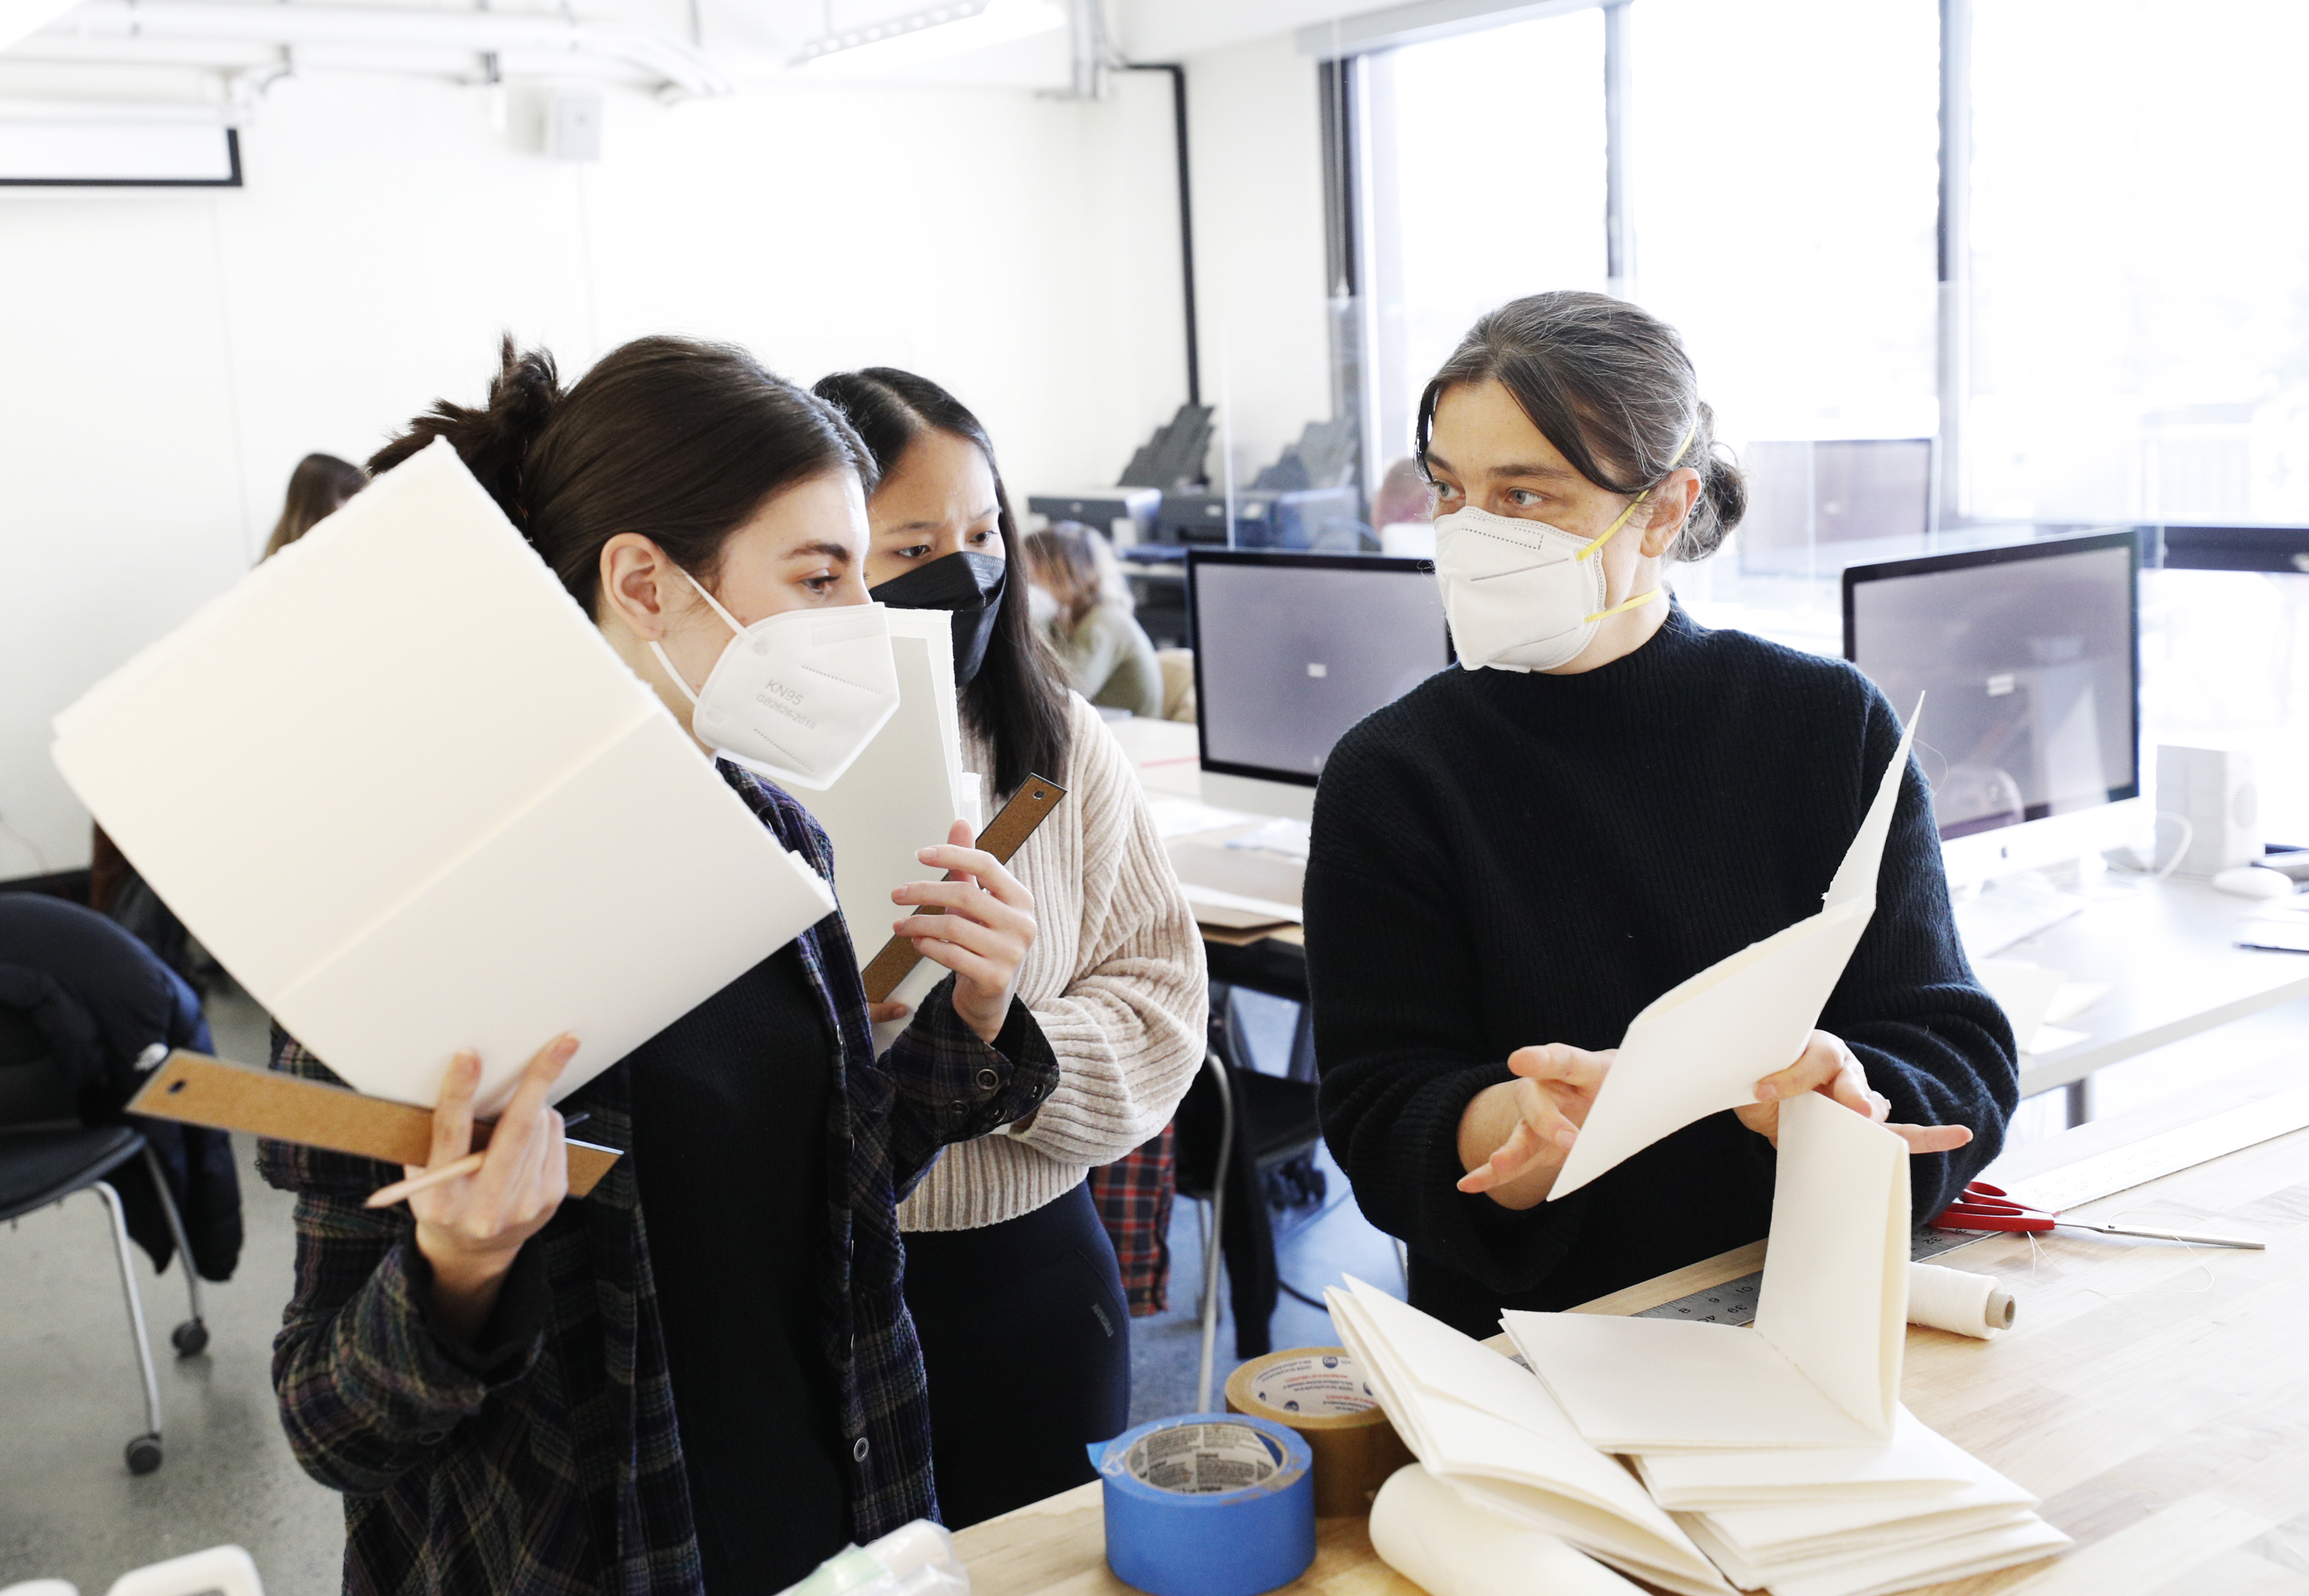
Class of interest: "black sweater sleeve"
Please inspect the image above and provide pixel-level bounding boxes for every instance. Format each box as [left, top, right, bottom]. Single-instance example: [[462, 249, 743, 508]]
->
[[1823, 690, 2018, 1221], [1305, 734, 1597, 1293]]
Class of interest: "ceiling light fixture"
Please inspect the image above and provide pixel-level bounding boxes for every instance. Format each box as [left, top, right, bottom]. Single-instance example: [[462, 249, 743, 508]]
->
[[794, 0, 1065, 75]]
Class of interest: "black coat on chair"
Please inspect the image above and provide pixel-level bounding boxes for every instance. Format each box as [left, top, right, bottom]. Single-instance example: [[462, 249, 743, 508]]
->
[[0, 894, 241, 1281]]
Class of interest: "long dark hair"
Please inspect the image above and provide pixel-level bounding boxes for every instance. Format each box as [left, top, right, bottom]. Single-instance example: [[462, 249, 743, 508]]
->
[[812, 367, 1071, 798], [262, 452, 367, 559], [1416, 291, 1746, 561], [371, 335, 874, 614]]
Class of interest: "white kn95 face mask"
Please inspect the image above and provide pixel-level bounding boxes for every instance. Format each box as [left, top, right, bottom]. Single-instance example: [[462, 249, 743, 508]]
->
[[1431, 422, 1695, 673], [648, 570, 901, 792]]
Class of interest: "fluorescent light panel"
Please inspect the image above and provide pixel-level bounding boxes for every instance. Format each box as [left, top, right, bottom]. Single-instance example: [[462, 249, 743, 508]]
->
[[796, 0, 1064, 73]]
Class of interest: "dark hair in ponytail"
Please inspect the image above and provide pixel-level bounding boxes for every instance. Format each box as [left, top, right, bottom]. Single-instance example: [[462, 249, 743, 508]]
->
[[812, 367, 1071, 799], [262, 452, 369, 559], [1416, 291, 1746, 561], [371, 334, 875, 614]]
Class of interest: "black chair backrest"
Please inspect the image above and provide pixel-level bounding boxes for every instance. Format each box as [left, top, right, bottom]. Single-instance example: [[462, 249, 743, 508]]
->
[[0, 1006, 78, 1130]]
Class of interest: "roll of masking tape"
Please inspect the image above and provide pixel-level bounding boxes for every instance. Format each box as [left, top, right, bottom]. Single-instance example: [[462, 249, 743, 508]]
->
[[1907, 1262, 2017, 1339], [1088, 1414, 1316, 1596], [1225, 1348, 1415, 1517]]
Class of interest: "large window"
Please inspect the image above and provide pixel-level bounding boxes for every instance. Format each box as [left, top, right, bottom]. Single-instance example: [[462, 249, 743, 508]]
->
[[1964, 0, 2309, 523], [1357, 8, 1606, 481], [1352, 0, 1937, 482]]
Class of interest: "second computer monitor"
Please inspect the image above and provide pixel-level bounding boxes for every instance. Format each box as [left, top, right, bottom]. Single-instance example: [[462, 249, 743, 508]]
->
[[1189, 550, 1452, 819], [1843, 530, 2141, 884]]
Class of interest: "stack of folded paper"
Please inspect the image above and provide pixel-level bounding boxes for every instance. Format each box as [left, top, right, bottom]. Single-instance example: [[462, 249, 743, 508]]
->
[[1634, 1411, 2067, 1596], [1329, 1096, 2070, 1596]]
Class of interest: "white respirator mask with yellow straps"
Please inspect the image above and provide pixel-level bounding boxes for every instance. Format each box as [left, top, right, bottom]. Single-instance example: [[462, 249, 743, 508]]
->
[[1431, 420, 1695, 673]]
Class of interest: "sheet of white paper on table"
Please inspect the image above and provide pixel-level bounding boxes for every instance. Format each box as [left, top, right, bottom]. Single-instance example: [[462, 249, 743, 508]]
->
[[1327, 1278, 1733, 1596], [1549, 701, 1921, 1198], [50, 438, 835, 1115], [1632, 1407, 1975, 1509], [1508, 1093, 1909, 1452], [1706, 1513, 2069, 1596], [1368, 1463, 1645, 1596], [1144, 795, 1255, 839]]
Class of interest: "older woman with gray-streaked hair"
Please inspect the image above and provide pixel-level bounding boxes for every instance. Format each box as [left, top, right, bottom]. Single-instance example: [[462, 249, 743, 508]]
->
[[1303, 290, 2015, 1339]]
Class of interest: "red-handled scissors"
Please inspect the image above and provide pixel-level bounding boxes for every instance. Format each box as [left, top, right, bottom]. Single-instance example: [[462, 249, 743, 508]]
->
[[1932, 1180, 2264, 1250]]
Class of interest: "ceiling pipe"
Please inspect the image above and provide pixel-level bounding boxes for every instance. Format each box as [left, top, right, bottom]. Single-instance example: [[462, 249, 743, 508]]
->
[[36, 0, 735, 99]]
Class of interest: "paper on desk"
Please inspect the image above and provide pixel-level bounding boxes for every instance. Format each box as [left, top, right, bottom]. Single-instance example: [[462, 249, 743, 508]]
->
[[50, 438, 836, 1115], [1146, 794, 1256, 840], [1368, 1463, 1645, 1596], [1327, 1277, 1733, 1596], [1508, 1093, 1909, 1452], [1549, 700, 1920, 1198], [1693, 1512, 2068, 1596], [1632, 1407, 1974, 1510]]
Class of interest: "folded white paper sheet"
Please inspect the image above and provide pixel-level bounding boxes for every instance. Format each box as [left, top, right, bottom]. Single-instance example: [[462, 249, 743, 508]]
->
[[796, 613, 970, 962], [51, 438, 836, 1115], [1551, 701, 1921, 1198], [1508, 1093, 1910, 1450], [1700, 1511, 2069, 1596], [1632, 1407, 1974, 1510], [1326, 1278, 1733, 1596], [1368, 1463, 1645, 1596]]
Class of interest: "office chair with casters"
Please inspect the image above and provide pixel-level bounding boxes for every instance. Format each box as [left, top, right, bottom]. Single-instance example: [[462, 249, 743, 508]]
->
[[0, 1020, 209, 1474]]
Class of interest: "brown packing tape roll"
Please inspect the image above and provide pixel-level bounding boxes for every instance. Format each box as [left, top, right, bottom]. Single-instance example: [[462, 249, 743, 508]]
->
[[1225, 1348, 1414, 1518]]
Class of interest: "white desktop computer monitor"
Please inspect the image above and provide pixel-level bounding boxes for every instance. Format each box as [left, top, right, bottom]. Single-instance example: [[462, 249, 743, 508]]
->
[[1188, 549, 1453, 820], [1843, 531, 2142, 890]]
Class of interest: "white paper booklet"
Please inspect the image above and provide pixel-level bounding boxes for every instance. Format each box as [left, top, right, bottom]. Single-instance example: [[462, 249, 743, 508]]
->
[[1632, 1407, 1975, 1510], [50, 438, 836, 1115], [1325, 1277, 1734, 1596], [1550, 700, 1921, 1198], [1368, 1462, 1645, 1596], [791, 608, 983, 1042], [1508, 1092, 1911, 1451]]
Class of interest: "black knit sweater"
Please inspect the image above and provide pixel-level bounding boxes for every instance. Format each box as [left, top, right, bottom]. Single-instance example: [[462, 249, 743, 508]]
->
[[1304, 604, 2016, 1337]]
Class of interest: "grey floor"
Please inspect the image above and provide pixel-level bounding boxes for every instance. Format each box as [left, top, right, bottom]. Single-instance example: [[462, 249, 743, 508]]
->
[[5, 981, 2304, 1591]]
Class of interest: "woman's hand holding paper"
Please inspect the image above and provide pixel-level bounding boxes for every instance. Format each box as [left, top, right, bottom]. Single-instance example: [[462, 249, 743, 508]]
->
[[408, 1034, 577, 1343], [892, 819, 1037, 1046], [1456, 1043, 1614, 1208], [1739, 1029, 1974, 1155]]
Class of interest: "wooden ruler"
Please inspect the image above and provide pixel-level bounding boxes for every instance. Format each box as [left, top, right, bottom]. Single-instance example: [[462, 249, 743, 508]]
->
[[125, 1050, 623, 1198], [859, 774, 1067, 1003]]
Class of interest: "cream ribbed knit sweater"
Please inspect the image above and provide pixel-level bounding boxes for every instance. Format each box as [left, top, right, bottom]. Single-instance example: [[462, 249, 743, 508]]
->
[[896, 694, 1207, 1232]]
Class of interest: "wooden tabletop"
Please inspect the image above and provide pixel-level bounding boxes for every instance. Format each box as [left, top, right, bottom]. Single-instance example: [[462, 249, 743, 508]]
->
[[951, 1077, 2309, 1596]]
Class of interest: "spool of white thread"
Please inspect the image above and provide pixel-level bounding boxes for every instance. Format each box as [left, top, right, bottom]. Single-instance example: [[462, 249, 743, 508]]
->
[[1906, 1262, 2016, 1338]]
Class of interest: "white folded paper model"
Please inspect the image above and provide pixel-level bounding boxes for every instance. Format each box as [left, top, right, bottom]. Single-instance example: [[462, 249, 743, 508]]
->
[[791, 608, 983, 1044], [1509, 1092, 1911, 1451], [51, 438, 838, 1115], [1549, 699, 1922, 1198], [1325, 1276, 1735, 1596]]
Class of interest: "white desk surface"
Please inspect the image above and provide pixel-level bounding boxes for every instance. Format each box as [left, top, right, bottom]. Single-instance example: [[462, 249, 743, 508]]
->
[[1108, 713, 2309, 1105], [2000, 879, 2309, 1098]]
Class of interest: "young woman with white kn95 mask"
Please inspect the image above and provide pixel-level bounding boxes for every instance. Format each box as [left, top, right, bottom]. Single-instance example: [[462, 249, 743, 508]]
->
[[1303, 291, 2016, 1341]]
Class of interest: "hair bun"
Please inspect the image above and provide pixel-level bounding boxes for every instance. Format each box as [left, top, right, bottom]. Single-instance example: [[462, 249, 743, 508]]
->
[[367, 335, 564, 533]]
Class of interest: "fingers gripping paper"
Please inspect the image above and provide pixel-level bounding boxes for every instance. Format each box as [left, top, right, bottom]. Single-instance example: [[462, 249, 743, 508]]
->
[[1549, 699, 1923, 1198], [50, 438, 836, 1115]]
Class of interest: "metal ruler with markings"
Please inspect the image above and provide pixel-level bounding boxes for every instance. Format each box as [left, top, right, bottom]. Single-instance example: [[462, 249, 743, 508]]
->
[[1634, 1229, 1983, 1328]]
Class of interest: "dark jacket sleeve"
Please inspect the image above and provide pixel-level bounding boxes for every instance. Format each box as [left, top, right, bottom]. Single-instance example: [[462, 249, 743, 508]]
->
[[1305, 731, 1596, 1294], [873, 974, 1060, 1199], [1823, 690, 2019, 1222], [258, 1030, 548, 1494]]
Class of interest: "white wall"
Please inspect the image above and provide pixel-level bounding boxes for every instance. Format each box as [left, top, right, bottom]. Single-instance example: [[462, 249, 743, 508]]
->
[[0, 22, 1337, 880]]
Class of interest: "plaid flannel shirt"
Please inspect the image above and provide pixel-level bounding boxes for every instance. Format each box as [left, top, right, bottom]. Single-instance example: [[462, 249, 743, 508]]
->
[[1087, 1125, 1175, 1316], [259, 762, 1058, 1596]]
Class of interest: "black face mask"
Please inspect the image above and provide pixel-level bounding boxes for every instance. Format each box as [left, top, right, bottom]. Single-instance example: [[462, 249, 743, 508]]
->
[[868, 551, 1009, 688]]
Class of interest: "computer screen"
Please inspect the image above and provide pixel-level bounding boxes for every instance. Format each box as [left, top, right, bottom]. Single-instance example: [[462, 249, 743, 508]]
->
[[1843, 532, 2139, 841], [1741, 439, 1933, 571], [1189, 551, 1451, 786]]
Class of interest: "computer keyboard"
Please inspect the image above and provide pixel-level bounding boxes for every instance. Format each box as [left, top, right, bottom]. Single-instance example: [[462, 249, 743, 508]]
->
[[1949, 875, 2089, 960]]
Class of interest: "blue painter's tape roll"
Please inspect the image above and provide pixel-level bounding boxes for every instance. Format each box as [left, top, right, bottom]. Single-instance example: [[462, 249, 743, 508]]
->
[[1087, 1413, 1317, 1596]]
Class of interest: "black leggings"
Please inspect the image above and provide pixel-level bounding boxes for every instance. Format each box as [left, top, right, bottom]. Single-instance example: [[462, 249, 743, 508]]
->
[[902, 1182, 1132, 1529]]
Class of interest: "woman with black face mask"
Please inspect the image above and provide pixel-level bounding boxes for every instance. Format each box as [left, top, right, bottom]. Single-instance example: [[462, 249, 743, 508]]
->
[[814, 369, 1205, 1529]]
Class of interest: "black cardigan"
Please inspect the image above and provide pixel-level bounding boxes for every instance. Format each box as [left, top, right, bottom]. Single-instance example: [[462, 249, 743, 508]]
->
[[1303, 605, 2016, 1337]]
